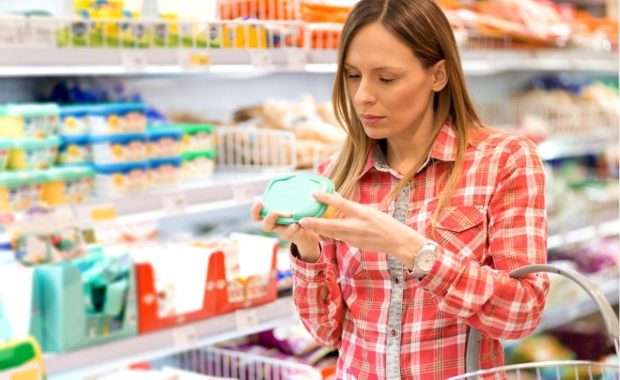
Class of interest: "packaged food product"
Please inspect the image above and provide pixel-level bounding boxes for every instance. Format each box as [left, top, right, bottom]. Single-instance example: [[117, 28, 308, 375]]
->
[[0, 103, 59, 138], [58, 134, 92, 165], [181, 150, 216, 179], [146, 128, 183, 158], [91, 133, 148, 164], [89, 103, 147, 135], [148, 157, 182, 187], [94, 162, 150, 195], [260, 174, 336, 224], [0, 171, 46, 211], [0, 139, 12, 171], [59, 105, 91, 135], [42, 166, 95, 206], [8, 137, 61, 170], [177, 124, 215, 152]]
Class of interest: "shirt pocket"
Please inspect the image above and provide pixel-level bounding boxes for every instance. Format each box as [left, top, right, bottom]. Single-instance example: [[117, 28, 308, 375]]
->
[[431, 205, 487, 260]]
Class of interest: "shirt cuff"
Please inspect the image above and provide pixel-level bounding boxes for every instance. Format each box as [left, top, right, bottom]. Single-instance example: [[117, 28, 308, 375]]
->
[[417, 246, 461, 296], [289, 243, 328, 283]]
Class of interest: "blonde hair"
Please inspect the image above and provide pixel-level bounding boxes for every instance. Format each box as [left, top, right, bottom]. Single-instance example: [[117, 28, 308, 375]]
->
[[329, 0, 483, 229]]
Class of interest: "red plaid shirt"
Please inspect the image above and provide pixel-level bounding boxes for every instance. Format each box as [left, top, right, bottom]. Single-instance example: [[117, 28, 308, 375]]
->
[[290, 123, 549, 380]]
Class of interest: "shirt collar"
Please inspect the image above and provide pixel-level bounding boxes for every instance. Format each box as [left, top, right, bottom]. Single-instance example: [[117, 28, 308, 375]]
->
[[358, 122, 463, 179]]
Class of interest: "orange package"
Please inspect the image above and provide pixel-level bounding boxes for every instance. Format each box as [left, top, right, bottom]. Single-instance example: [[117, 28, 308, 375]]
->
[[220, 0, 297, 20]]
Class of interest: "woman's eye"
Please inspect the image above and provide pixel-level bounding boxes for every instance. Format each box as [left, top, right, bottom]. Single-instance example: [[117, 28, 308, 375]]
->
[[380, 78, 395, 83], [346, 74, 361, 80]]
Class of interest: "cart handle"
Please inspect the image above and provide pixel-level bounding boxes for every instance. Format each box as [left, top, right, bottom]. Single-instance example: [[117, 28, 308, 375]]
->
[[465, 264, 620, 374]]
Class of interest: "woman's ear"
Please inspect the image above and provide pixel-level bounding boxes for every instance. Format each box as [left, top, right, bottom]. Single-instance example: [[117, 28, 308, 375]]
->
[[431, 60, 448, 92]]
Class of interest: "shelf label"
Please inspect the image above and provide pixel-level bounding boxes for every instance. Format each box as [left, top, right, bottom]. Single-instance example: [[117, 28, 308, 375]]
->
[[179, 51, 211, 69], [286, 50, 308, 71], [172, 325, 198, 350], [235, 309, 259, 331], [162, 193, 188, 215], [232, 184, 255, 203], [74, 204, 118, 224], [249, 50, 273, 70], [121, 51, 147, 72]]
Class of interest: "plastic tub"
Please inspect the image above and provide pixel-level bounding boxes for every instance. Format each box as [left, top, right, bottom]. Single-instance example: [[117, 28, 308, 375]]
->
[[0, 171, 46, 211], [176, 124, 215, 152], [147, 128, 183, 159], [58, 135, 92, 166], [59, 105, 91, 135], [8, 137, 61, 170], [149, 157, 182, 187], [89, 103, 148, 135], [181, 150, 216, 180], [42, 166, 95, 206], [94, 162, 149, 195], [0, 103, 59, 138], [91, 133, 148, 164], [0, 139, 12, 171], [260, 174, 336, 224]]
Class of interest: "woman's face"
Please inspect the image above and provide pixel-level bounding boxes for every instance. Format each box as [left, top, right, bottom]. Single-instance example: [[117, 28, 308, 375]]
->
[[344, 22, 442, 141]]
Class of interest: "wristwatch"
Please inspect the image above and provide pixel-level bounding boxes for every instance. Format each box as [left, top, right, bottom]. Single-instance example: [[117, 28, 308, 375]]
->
[[410, 240, 439, 279]]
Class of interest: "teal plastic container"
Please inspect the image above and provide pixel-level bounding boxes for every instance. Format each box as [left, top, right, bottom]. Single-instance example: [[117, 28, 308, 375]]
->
[[8, 136, 61, 170], [29, 246, 138, 352], [260, 174, 336, 224], [42, 166, 95, 205], [0, 103, 59, 138], [0, 139, 12, 171], [0, 171, 46, 211]]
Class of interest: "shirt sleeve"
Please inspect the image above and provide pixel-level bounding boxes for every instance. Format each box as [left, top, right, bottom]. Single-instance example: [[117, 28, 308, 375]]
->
[[417, 137, 550, 340], [290, 240, 345, 348]]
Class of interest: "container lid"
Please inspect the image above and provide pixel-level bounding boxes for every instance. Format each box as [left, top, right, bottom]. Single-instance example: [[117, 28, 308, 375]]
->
[[59, 104, 91, 117], [149, 157, 182, 168], [60, 134, 90, 145], [260, 174, 335, 224], [94, 161, 148, 175], [12, 136, 61, 149], [45, 166, 95, 181], [0, 171, 45, 187], [88, 102, 146, 115], [181, 150, 217, 161], [162, 123, 214, 135], [90, 133, 147, 144], [0, 340, 37, 371], [0, 103, 59, 117], [147, 128, 183, 140]]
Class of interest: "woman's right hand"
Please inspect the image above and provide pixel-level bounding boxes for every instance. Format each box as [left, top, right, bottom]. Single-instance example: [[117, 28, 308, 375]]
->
[[250, 201, 321, 262]]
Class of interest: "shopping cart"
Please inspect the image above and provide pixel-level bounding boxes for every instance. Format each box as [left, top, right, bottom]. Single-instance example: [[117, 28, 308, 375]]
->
[[449, 264, 620, 380]]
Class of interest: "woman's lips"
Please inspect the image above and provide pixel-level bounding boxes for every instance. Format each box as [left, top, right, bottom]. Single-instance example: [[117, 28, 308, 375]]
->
[[359, 115, 385, 126]]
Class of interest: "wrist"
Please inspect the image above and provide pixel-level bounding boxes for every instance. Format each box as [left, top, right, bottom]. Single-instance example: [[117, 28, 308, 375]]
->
[[390, 226, 426, 268], [292, 241, 321, 263]]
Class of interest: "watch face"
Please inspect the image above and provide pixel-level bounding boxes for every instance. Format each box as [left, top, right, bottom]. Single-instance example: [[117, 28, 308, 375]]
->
[[418, 247, 437, 271]]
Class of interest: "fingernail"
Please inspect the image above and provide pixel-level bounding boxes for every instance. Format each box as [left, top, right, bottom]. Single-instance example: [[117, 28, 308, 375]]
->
[[299, 218, 307, 226]]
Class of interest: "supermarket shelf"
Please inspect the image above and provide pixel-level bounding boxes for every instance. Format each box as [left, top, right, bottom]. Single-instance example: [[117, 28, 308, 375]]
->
[[70, 169, 292, 225], [534, 277, 619, 334], [548, 218, 619, 251], [46, 297, 299, 380], [537, 134, 618, 161], [0, 47, 616, 76]]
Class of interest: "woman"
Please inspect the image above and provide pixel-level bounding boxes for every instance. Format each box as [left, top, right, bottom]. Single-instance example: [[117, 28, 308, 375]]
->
[[251, 0, 549, 378]]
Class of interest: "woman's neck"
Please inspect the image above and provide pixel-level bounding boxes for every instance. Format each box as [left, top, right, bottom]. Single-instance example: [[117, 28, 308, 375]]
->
[[385, 118, 435, 175]]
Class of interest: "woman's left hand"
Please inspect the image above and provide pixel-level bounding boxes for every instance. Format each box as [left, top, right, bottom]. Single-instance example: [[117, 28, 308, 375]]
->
[[299, 192, 426, 259]]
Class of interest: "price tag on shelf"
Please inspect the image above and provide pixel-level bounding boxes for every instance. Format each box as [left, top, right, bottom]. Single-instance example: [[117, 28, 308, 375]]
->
[[286, 50, 308, 71], [179, 50, 211, 69], [249, 50, 273, 70], [172, 325, 198, 350], [232, 184, 255, 204], [235, 309, 259, 332], [121, 50, 147, 72], [162, 193, 188, 215], [74, 204, 118, 224]]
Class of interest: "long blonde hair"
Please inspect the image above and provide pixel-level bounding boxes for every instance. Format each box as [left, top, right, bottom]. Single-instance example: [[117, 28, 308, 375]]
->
[[329, 0, 483, 227]]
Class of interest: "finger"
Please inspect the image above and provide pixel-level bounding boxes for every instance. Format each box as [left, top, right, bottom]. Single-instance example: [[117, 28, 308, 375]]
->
[[250, 202, 264, 221], [299, 217, 347, 240], [261, 211, 293, 231], [279, 223, 304, 241], [312, 192, 360, 216]]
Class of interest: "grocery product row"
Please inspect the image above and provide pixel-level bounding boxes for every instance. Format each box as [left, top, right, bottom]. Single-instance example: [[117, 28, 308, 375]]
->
[[0, 0, 615, 52]]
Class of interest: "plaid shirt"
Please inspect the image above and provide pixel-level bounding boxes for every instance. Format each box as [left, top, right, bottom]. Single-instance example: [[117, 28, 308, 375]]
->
[[290, 123, 549, 380]]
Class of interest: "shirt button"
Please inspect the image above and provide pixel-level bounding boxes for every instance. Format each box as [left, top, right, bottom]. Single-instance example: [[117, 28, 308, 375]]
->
[[393, 277, 400, 285], [390, 329, 398, 337]]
